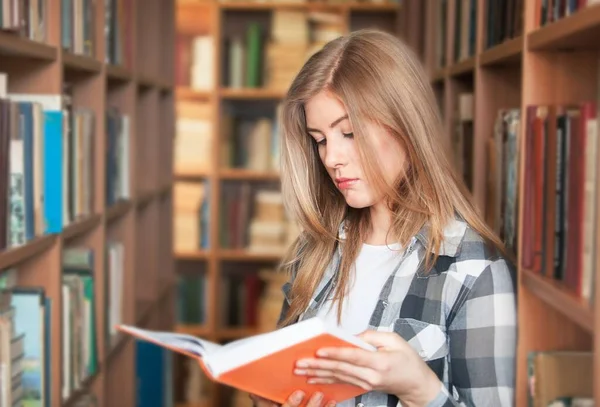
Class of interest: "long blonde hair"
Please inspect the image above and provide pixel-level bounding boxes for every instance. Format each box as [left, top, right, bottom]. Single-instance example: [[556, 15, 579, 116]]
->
[[278, 29, 504, 327]]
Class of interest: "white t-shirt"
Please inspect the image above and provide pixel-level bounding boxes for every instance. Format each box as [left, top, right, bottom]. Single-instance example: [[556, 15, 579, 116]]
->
[[315, 242, 404, 405]]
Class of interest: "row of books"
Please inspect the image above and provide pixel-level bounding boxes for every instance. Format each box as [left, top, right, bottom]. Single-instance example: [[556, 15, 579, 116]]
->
[[177, 269, 264, 328], [174, 98, 281, 177], [0, 0, 46, 42], [104, 0, 134, 67], [220, 11, 344, 90], [61, 0, 134, 66], [0, 241, 124, 406], [0, 72, 130, 252], [521, 102, 598, 302], [451, 92, 474, 192], [434, 0, 477, 69], [174, 180, 302, 254], [175, 100, 212, 177], [61, 0, 96, 57], [176, 35, 214, 91], [221, 105, 280, 173], [176, 268, 279, 329], [434, 0, 600, 69], [536, 0, 600, 29], [486, 107, 520, 255], [484, 0, 524, 50], [174, 181, 210, 251], [219, 184, 300, 253], [1, 0, 132, 68], [176, 9, 345, 91]]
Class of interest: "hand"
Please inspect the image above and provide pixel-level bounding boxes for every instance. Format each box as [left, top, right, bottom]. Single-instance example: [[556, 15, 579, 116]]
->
[[293, 330, 442, 407], [249, 390, 335, 407]]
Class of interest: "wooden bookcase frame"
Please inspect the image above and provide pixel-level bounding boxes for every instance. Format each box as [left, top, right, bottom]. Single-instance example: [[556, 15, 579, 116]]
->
[[0, 0, 176, 405], [422, 0, 600, 406]]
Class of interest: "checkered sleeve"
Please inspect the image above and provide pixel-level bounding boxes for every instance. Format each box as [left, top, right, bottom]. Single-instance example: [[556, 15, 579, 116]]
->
[[435, 257, 517, 407]]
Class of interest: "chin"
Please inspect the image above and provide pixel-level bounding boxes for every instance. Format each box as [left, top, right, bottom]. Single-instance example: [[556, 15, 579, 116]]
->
[[341, 191, 375, 209]]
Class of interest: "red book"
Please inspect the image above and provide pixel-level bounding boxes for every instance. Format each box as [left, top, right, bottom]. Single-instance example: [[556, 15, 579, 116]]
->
[[118, 318, 375, 406]]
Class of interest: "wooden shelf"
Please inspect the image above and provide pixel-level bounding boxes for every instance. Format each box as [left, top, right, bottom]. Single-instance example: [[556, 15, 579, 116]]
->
[[137, 73, 163, 89], [0, 31, 57, 60], [348, 2, 399, 11], [220, 87, 286, 99], [528, 4, 600, 51], [480, 36, 523, 67], [136, 189, 156, 208], [106, 64, 134, 82], [177, 86, 211, 100], [219, 168, 280, 181], [176, 170, 211, 180], [448, 56, 476, 77], [106, 200, 132, 222], [217, 250, 284, 262], [62, 51, 103, 73], [175, 250, 210, 260], [431, 67, 446, 83], [218, 1, 399, 11], [63, 214, 102, 241], [522, 270, 594, 334], [0, 235, 56, 270]]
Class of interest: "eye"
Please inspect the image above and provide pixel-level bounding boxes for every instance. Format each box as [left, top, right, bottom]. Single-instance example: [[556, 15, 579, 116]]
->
[[343, 132, 354, 138], [316, 139, 327, 146]]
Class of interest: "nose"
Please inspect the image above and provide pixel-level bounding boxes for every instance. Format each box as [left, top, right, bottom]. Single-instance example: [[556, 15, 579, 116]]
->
[[323, 138, 346, 169]]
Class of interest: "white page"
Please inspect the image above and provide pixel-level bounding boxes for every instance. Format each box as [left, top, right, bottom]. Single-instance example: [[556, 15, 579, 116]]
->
[[120, 325, 222, 358], [206, 317, 376, 377]]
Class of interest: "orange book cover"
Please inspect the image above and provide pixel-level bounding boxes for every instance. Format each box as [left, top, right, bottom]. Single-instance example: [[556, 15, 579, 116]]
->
[[117, 317, 376, 406]]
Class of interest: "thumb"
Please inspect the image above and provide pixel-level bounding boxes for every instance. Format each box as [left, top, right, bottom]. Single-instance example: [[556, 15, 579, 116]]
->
[[357, 330, 400, 348]]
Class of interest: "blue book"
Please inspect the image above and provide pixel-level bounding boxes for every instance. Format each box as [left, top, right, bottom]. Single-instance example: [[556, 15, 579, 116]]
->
[[43, 111, 63, 234], [135, 339, 167, 407], [11, 288, 48, 407]]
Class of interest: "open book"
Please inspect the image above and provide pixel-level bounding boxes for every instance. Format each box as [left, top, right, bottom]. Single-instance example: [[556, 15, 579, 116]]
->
[[117, 317, 376, 405]]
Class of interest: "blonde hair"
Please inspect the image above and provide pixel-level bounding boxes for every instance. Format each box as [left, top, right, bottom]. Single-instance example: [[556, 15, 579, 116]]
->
[[277, 29, 505, 327]]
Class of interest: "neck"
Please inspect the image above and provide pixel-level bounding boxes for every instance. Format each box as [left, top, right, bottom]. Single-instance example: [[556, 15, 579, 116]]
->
[[365, 201, 393, 245]]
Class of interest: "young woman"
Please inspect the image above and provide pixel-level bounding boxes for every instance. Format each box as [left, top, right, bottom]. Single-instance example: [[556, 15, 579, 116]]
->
[[250, 29, 517, 407]]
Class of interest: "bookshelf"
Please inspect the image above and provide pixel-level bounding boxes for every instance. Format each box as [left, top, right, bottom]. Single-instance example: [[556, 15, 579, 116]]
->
[[422, 0, 600, 405], [173, 0, 403, 406], [0, 0, 175, 406]]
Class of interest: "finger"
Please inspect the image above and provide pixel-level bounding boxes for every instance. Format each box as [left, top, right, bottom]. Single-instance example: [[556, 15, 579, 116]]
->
[[306, 391, 324, 407], [357, 330, 402, 348], [296, 358, 384, 390], [296, 359, 374, 380], [307, 372, 372, 391], [311, 348, 375, 368], [282, 390, 305, 407]]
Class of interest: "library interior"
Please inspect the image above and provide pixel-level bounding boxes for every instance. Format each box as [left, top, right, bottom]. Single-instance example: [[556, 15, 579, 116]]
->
[[0, 0, 600, 406]]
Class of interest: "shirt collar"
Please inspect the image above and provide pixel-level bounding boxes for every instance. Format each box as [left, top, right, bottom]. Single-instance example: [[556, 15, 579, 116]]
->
[[415, 216, 468, 257], [337, 216, 468, 258]]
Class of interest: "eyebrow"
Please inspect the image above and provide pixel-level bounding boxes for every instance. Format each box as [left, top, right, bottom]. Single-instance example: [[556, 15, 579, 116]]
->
[[306, 114, 349, 134]]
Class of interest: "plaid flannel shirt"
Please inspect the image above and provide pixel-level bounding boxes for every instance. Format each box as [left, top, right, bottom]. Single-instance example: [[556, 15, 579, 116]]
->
[[277, 217, 517, 407]]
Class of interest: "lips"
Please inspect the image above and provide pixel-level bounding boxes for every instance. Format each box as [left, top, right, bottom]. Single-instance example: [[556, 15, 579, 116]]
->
[[335, 177, 359, 190]]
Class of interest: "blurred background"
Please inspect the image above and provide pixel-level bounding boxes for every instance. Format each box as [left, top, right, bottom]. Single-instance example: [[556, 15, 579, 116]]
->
[[0, 0, 599, 406]]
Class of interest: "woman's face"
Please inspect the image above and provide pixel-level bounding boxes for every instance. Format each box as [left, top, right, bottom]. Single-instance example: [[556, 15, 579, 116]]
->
[[304, 89, 408, 209]]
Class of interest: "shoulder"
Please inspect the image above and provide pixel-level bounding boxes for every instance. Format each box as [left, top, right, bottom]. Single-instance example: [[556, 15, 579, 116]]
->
[[418, 218, 517, 316], [420, 217, 515, 277]]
